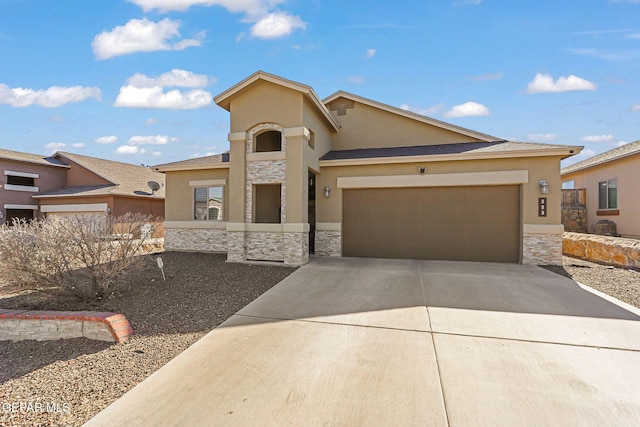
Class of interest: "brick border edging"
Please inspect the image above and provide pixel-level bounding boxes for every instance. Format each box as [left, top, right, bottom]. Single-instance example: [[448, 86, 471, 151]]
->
[[0, 309, 133, 343]]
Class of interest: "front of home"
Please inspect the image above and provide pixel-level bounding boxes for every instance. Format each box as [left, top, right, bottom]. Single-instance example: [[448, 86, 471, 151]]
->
[[156, 71, 581, 266]]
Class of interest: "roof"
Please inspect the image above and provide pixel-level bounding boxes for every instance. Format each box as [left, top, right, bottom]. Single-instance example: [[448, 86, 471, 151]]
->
[[37, 152, 165, 199], [320, 141, 582, 165], [214, 71, 340, 132], [561, 140, 640, 175], [0, 148, 69, 168], [153, 152, 230, 172], [323, 91, 500, 143]]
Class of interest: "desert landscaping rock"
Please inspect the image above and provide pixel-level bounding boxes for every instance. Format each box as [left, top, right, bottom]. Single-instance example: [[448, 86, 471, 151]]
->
[[0, 252, 295, 427], [1, 253, 638, 426]]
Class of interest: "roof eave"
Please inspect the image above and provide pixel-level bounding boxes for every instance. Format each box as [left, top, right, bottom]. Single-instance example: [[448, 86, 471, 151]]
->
[[562, 150, 640, 175], [153, 163, 230, 173], [320, 147, 580, 167], [323, 91, 500, 143], [214, 71, 340, 132]]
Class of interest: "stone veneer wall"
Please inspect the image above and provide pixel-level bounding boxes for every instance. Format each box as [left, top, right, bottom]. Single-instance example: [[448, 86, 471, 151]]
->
[[165, 228, 228, 252], [246, 232, 285, 262], [0, 310, 132, 343], [522, 233, 563, 265], [315, 230, 341, 257], [563, 232, 640, 268], [245, 160, 287, 223], [284, 232, 309, 265]]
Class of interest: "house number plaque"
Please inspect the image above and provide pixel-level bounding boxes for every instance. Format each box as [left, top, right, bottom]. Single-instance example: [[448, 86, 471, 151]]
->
[[538, 197, 547, 217]]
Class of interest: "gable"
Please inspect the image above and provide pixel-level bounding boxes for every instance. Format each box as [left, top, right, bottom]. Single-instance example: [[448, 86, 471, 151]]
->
[[325, 94, 499, 152]]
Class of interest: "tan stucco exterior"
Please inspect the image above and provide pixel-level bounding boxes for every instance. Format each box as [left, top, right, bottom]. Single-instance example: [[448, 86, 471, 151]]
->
[[158, 71, 579, 265], [562, 154, 640, 238]]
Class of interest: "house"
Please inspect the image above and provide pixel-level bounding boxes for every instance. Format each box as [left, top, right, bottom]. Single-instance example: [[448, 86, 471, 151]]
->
[[561, 140, 640, 238], [155, 71, 582, 266], [0, 148, 69, 223], [0, 149, 165, 225]]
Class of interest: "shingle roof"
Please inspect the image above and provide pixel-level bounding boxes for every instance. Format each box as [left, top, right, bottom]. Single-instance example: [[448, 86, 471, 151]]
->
[[153, 152, 229, 171], [45, 152, 165, 199], [561, 140, 640, 175], [321, 141, 581, 161], [0, 148, 69, 168]]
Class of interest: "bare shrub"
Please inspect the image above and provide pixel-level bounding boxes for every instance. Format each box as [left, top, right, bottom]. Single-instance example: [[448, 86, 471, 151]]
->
[[0, 213, 157, 302]]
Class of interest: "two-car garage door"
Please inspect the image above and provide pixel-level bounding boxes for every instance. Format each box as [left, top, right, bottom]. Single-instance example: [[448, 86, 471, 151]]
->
[[342, 185, 520, 263]]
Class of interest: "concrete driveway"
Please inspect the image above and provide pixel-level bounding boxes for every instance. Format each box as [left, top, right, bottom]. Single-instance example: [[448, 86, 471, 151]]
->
[[86, 257, 640, 426]]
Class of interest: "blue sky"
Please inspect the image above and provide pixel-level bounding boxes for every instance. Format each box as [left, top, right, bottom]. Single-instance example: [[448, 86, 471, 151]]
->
[[1, 0, 639, 167]]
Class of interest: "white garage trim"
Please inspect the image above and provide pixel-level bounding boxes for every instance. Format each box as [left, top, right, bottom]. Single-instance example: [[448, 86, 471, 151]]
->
[[41, 203, 108, 213], [4, 204, 38, 210], [337, 170, 529, 189]]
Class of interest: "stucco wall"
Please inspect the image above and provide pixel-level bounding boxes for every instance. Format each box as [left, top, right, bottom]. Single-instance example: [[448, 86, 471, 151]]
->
[[164, 169, 229, 221], [0, 159, 68, 225], [562, 155, 640, 238], [326, 98, 484, 151]]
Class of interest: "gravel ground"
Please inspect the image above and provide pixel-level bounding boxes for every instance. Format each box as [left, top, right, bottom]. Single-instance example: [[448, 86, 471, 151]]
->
[[0, 252, 296, 427], [542, 255, 640, 310], [1, 253, 639, 426]]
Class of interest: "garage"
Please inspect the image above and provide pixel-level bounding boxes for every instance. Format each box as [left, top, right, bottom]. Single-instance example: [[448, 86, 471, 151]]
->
[[342, 185, 521, 263]]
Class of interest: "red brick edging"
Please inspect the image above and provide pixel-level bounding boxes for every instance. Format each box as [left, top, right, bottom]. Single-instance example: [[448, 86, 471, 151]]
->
[[0, 309, 133, 343]]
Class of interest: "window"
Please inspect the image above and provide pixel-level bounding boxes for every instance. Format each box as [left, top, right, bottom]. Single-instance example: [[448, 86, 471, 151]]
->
[[7, 175, 35, 186], [4, 170, 39, 192], [254, 184, 281, 223], [598, 179, 617, 210], [194, 187, 223, 220], [561, 180, 575, 190], [255, 130, 282, 152]]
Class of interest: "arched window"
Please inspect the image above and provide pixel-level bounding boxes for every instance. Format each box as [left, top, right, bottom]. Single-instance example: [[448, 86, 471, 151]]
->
[[255, 130, 282, 152]]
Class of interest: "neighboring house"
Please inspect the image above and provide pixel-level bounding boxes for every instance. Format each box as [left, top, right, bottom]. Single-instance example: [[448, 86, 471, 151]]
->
[[0, 149, 165, 225], [155, 71, 582, 266], [561, 140, 640, 238], [0, 148, 69, 224]]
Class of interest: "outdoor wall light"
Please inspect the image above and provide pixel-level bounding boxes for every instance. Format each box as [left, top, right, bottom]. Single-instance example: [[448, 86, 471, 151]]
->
[[324, 186, 331, 198], [539, 179, 549, 194], [418, 167, 426, 175]]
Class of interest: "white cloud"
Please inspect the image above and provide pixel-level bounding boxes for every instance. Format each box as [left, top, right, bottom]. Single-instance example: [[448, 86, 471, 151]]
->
[[527, 73, 597, 94], [128, 0, 282, 14], [95, 136, 118, 144], [115, 145, 145, 155], [128, 135, 177, 145], [616, 140, 630, 147], [527, 133, 558, 142], [128, 0, 305, 40], [400, 103, 445, 116], [71, 143, 85, 148], [92, 18, 203, 60], [145, 118, 158, 125], [250, 12, 306, 39], [343, 75, 365, 84], [127, 69, 213, 88], [151, 151, 162, 157], [114, 85, 212, 109], [631, 104, 640, 112], [366, 48, 376, 58], [45, 142, 66, 154], [580, 134, 614, 143], [444, 101, 490, 118], [0, 84, 101, 108]]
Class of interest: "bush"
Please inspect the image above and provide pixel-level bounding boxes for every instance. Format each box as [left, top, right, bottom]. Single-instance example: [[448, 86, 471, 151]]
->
[[0, 213, 157, 302]]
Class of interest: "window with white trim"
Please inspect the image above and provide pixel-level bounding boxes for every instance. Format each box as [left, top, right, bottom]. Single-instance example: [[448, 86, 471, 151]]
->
[[598, 179, 617, 210], [194, 186, 223, 220], [4, 170, 39, 192]]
